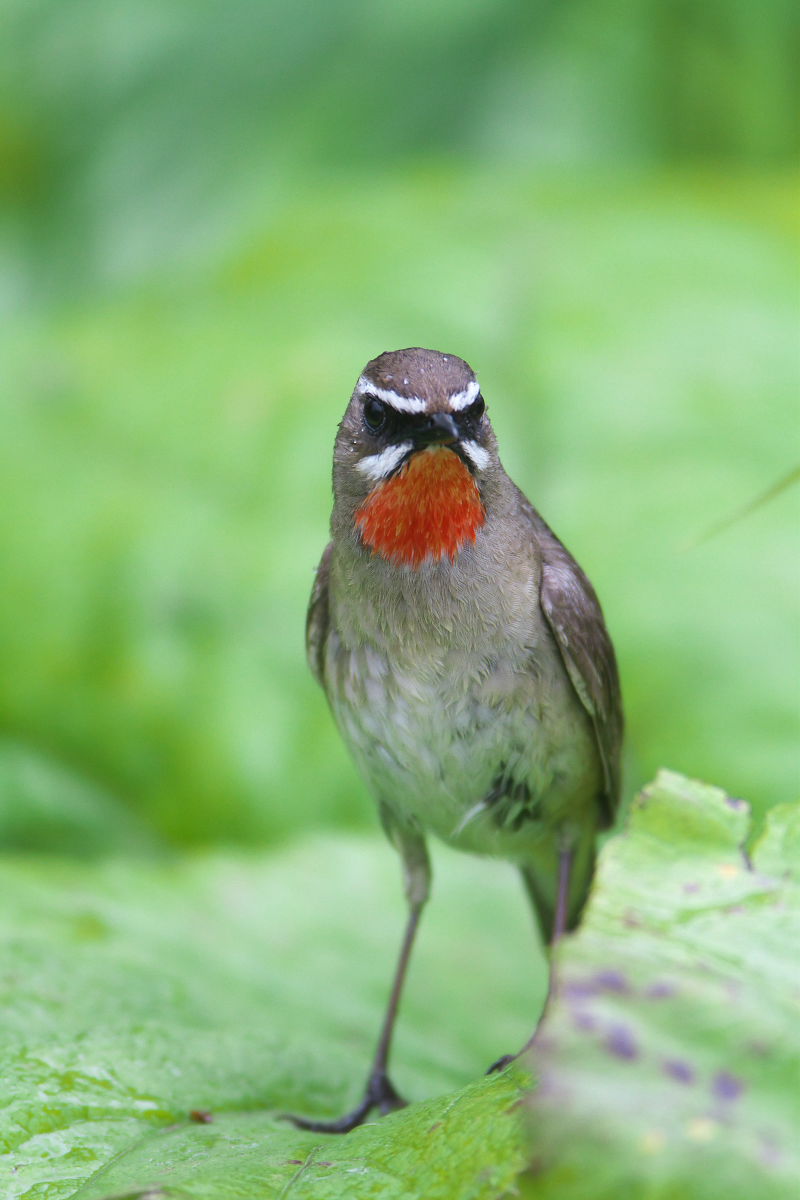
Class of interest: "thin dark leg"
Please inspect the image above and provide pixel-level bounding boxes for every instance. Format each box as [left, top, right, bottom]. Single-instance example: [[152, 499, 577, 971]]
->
[[541, 845, 574, 1014], [370, 902, 423, 1084], [285, 831, 430, 1134], [551, 845, 574, 946]]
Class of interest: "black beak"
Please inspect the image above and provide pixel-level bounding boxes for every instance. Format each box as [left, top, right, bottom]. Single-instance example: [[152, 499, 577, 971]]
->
[[409, 411, 460, 448]]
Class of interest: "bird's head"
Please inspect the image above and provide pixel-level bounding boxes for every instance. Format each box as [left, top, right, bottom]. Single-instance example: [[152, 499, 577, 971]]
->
[[332, 348, 500, 568]]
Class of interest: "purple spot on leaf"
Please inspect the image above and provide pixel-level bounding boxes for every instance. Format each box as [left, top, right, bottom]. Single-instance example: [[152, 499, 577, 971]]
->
[[565, 970, 632, 1000], [563, 978, 599, 1000], [713, 1070, 744, 1102], [646, 981, 677, 999], [606, 1024, 638, 1060], [594, 969, 631, 994], [663, 1058, 695, 1084], [725, 795, 747, 811], [683, 882, 701, 894], [572, 1010, 598, 1032]]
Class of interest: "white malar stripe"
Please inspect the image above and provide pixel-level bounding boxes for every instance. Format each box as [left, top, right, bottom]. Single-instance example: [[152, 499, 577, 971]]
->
[[447, 379, 481, 411], [460, 439, 490, 471], [356, 376, 428, 414], [355, 441, 413, 482]]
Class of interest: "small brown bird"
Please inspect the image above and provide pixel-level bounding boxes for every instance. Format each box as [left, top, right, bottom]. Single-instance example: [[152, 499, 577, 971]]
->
[[292, 348, 622, 1133]]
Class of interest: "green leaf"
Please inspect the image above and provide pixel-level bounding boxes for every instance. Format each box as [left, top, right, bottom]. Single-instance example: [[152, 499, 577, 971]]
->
[[3, 773, 797, 1198], [0, 739, 159, 857], [0, 838, 538, 1199], [523, 771, 800, 1198], [71, 1071, 528, 1200]]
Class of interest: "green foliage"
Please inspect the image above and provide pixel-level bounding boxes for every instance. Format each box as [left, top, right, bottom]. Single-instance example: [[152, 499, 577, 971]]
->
[[523, 772, 799, 1198], [1, 171, 797, 848], [0, 740, 158, 856], [70, 1074, 529, 1200], [3, 1, 797, 298], [1, 0, 797, 856], [0, 8, 795, 1195], [1, 772, 796, 1198], [0, 821, 537, 1198]]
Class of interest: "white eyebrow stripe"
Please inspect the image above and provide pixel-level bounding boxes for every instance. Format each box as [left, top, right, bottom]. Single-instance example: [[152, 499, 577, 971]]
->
[[356, 377, 428, 414], [460, 439, 490, 471], [355, 441, 413, 482], [447, 380, 481, 411]]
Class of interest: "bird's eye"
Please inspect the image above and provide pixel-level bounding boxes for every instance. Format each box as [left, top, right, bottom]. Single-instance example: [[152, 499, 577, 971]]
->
[[363, 396, 388, 434], [465, 394, 485, 421]]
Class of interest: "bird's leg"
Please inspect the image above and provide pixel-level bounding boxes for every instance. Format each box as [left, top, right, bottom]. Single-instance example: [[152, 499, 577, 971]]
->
[[545, 844, 574, 1001], [489, 845, 575, 1073], [286, 830, 430, 1134]]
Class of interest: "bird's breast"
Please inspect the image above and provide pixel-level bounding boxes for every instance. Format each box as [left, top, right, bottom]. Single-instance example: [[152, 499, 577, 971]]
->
[[354, 447, 486, 568], [323, 627, 598, 859]]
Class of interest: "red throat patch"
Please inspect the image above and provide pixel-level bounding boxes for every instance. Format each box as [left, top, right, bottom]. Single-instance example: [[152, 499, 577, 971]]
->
[[355, 447, 486, 567]]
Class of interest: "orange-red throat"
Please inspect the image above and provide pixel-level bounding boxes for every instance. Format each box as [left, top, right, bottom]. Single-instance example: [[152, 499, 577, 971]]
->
[[355, 447, 486, 568]]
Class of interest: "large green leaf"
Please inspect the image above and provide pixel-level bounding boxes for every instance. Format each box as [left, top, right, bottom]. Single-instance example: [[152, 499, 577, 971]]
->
[[2, 773, 797, 1198], [523, 771, 799, 1198], [70, 1072, 528, 1200], [0, 835, 538, 1199]]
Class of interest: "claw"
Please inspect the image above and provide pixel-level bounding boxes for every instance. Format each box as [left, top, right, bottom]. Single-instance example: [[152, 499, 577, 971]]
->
[[282, 1072, 407, 1134], [486, 1052, 517, 1074]]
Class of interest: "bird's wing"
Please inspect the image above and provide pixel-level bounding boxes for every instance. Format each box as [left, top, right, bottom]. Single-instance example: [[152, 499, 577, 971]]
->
[[306, 541, 333, 686], [527, 503, 623, 827]]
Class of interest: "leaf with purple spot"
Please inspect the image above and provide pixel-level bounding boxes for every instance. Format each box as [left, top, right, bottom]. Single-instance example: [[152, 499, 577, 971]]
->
[[522, 771, 800, 1200]]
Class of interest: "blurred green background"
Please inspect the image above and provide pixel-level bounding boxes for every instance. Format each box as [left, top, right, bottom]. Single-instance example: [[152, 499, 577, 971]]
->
[[1, 0, 798, 855]]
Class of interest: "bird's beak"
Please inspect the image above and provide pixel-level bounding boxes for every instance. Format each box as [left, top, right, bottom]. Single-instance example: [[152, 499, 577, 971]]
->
[[409, 412, 460, 448]]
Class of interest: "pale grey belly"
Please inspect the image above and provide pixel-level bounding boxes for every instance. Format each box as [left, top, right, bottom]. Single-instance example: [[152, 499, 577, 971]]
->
[[325, 635, 600, 861]]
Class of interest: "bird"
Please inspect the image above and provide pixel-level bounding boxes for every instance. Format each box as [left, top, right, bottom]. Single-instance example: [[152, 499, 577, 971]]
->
[[291, 347, 622, 1133]]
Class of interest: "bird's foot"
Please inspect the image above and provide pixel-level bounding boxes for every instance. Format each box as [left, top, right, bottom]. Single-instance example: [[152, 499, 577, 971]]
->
[[486, 1052, 518, 1074], [488, 965, 560, 1074], [283, 1071, 407, 1134], [487, 1023, 543, 1074]]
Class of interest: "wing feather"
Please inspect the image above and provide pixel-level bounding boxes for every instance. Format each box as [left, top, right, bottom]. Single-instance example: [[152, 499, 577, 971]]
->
[[527, 503, 623, 826], [306, 541, 333, 686]]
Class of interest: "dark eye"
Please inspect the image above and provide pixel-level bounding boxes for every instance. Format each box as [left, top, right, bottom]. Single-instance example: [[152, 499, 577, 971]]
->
[[363, 396, 388, 434], [465, 394, 485, 421]]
